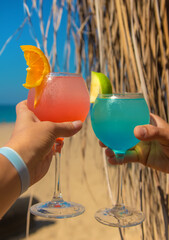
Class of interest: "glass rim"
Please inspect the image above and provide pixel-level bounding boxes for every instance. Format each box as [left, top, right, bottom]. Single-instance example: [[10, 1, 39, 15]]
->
[[46, 72, 82, 77], [97, 93, 144, 99]]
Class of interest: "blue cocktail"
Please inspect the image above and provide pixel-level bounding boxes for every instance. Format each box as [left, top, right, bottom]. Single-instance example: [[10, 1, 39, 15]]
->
[[91, 93, 150, 227]]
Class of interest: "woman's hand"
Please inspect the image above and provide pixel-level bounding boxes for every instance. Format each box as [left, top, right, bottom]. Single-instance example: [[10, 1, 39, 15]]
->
[[6, 100, 82, 186]]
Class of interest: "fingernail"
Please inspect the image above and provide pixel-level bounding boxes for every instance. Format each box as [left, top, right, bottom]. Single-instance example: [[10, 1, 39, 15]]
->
[[72, 120, 82, 129], [138, 127, 147, 138]]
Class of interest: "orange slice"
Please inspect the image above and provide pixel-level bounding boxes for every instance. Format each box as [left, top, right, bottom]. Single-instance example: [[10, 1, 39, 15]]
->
[[20, 45, 51, 107]]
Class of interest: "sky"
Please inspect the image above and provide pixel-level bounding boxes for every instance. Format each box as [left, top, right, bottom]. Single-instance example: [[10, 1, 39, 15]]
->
[[0, 0, 75, 105]]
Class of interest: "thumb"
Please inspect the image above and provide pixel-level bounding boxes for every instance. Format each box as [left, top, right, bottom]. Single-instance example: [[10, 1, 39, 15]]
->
[[50, 120, 83, 138], [134, 124, 169, 144]]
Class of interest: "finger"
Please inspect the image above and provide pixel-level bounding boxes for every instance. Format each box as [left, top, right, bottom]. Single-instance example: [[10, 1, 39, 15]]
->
[[46, 120, 83, 138], [107, 149, 138, 165], [16, 100, 39, 123], [99, 141, 107, 147], [124, 149, 139, 163], [105, 148, 115, 157], [105, 146, 139, 165], [108, 157, 122, 165], [16, 100, 28, 114], [134, 124, 169, 144]]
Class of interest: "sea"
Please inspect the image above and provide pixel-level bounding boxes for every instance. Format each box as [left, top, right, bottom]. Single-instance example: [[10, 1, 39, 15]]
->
[[0, 105, 16, 123], [0, 104, 93, 123]]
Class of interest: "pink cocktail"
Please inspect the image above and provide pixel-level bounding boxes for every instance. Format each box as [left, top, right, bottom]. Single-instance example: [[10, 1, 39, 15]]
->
[[27, 73, 90, 122], [28, 72, 90, 219]]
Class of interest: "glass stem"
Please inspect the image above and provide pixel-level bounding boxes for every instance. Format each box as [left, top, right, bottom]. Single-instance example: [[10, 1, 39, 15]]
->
[[115, 153, 124, 208], [52, 145, 63, 202]]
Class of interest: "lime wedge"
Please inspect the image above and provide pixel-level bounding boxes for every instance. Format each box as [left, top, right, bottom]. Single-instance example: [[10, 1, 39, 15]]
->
[[90, 71, 112, 103]]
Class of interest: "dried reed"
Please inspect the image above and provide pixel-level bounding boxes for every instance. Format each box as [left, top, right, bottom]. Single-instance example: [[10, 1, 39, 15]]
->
[[1, 0, 169, 239]]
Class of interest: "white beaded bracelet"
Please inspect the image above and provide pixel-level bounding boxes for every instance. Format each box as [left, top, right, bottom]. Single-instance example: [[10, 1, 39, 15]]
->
[[0, 147, 30, 194]]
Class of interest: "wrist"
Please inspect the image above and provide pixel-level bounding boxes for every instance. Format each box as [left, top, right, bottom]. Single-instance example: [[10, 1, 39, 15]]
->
[[0, 153, 21, 217], [0, 147, 30, 194]]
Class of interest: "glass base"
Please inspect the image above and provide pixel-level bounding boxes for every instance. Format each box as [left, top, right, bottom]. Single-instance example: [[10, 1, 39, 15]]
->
[[30, 200, 85, 219], [95, 205, 145, 228]]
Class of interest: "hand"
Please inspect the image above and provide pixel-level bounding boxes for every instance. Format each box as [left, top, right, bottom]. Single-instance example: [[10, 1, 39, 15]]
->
[[100, 113, 169, 173], [6, 100, 82, 186]]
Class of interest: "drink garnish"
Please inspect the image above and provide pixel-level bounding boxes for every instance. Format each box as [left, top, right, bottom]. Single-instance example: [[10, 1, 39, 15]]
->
[[20, 45, 51, 107], [90, 71, 112, 103]]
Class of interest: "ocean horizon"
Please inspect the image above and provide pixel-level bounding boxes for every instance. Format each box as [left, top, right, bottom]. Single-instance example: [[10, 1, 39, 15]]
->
[[0, 104, 92, 123], [0, 104, 16, 123]]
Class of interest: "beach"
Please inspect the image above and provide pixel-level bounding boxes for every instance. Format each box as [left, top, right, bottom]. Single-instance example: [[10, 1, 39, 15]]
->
[[0, 120, 142, 240]]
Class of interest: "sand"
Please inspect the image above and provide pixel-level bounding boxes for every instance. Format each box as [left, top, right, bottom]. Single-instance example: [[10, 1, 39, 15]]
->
[[0, 120, 141, 240]]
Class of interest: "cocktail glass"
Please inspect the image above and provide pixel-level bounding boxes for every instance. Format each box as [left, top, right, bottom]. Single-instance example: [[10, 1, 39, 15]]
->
[[91, 93, 149, 227], [28, 72, 90, 219]]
